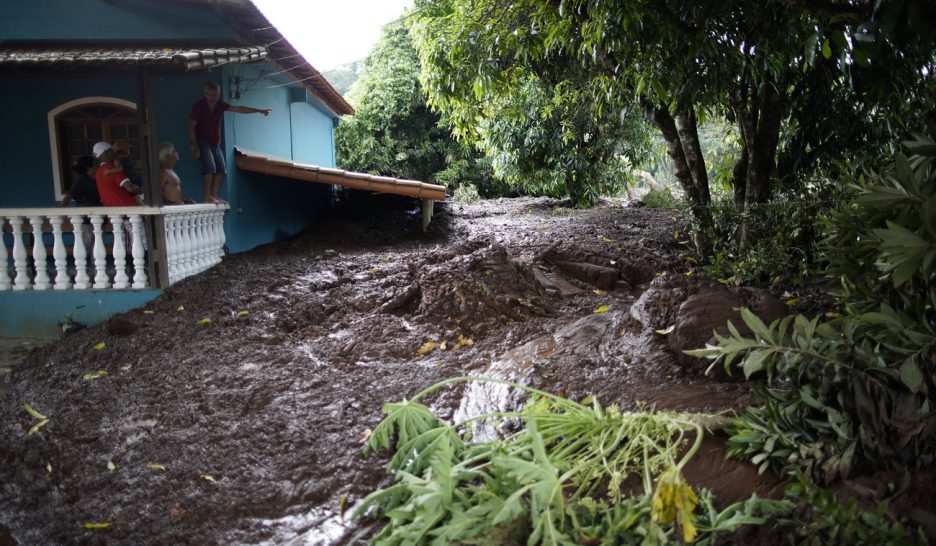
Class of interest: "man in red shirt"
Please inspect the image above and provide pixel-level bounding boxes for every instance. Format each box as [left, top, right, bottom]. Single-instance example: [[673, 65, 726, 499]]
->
[[93, 141, 141, 207], [188, 81, 270, 204]]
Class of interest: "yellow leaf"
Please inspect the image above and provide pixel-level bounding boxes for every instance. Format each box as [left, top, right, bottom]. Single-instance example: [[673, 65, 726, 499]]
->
[[785, 297, 802, 306], [369, 267, 378, 273], [83, 370, 108, 380], [451, 334, 474, 351], [651, 467, 699, 542], [177, 305, 185, 311], [92, 342, 106, 351], [593, 305, 609, 314], [593, 289, 608, 296], [147, 463, 166, 471], [415, 341, 438, 356], [674, 230, 680, 240], [655, 325, 676, 335], [599, 236, 613, 243], [200, 473, 217, 483], [107, 460, 116, 472], [27, 419, 49, 436], [198, 318, 211, 325], [685, 269, 694, 277], [236, 310, 249, 317], [24, 403, 46, 420], [120, 364, 132, 371], [825, 311, 842, 319], [484, 270, 491, 276], [339, 494, 348, 520], [684, 255, 699, 264], [81, 523, 111, 530], [143, 310, 155, 315]]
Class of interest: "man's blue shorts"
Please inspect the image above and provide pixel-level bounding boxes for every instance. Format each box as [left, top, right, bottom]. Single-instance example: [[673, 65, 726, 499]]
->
[[197, 141, 226, 175]]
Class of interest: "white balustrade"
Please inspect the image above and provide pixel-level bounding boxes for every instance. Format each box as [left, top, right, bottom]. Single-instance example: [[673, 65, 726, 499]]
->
[[50, 216, 69, 290], [162, 204, 228, 284], [0, 218, 10, 291], [11, 217, 28, 291], [69, 214, 91, 290], [110, 214, 130, 289], [0, 205, 227, 291], [29, 216, 51, 290], [130, 215, 147, 289], [0, 205, 230, 291]]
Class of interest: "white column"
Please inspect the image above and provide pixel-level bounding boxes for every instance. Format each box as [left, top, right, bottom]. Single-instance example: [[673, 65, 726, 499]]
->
[[164, 213, 178, 284], [11, 217, 29, 290], [29, 216, 50, 290], [90, 214, 109, 289], [70, 214, 90, 290], [50, 215, 69, 290], [178, 212, 193, 280], [130, 214, 147, 289], [216, 209, 226, 264], [209, 210, 222, 265], [194, 210, 209, 272], [0, 217, 10, 290], [111, 215, 129, 289]]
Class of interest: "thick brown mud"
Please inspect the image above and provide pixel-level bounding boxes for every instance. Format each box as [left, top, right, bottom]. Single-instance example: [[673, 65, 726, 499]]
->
[[0, 196, 931, 544]]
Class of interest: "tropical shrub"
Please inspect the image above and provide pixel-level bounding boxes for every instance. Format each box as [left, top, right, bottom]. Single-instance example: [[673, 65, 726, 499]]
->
[[356, 377, 791, 545], [688, 135, 936, 481]]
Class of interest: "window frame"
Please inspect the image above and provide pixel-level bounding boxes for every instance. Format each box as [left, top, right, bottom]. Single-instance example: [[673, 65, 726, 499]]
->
[[47, 97, 137, 201]]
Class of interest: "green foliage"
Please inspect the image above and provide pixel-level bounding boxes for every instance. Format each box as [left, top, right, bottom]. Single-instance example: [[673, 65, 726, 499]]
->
[[335, 19, 491, 192], [780, 474, 927, 545], [687, 136, 936, 482], [324, 61, 364, 96], [706, 192, 828, 285], [356, 377, 790, 545], [640, 188, 679, 209]]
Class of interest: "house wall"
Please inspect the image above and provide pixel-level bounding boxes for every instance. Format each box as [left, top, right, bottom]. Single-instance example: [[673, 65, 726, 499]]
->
[[1, 0, 234, 42], [1, 2, 342, 337], [220, 63, 337, 253], [0, 64, 339, 242]]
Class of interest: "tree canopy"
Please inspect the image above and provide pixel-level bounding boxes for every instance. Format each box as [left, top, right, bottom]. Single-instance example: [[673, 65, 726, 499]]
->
[[335, 19, 489, 190], [409, 0, 936, 252]]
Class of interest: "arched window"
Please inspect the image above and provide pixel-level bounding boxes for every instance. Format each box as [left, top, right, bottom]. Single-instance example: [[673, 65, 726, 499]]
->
[[47, 97, 139, 200]]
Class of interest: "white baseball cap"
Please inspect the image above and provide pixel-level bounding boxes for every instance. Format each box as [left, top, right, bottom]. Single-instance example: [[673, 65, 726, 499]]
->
[[92, 141, 112, 158]]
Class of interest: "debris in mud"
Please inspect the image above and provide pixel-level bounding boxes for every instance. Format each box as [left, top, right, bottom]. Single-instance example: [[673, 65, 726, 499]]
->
[[1, 197, 931, 545]]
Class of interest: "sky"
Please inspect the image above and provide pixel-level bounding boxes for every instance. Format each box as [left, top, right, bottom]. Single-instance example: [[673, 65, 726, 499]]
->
[[252, 0, 413, 73]]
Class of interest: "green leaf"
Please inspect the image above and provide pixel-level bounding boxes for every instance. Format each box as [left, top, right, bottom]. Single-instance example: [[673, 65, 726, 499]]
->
[[742, 349, 771, 379], [899, 361, 923, 393], [821, 39, 832, 59]]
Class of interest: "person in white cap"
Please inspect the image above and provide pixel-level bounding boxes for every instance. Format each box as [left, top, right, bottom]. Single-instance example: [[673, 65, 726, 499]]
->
[[93, 141, 142, 207]]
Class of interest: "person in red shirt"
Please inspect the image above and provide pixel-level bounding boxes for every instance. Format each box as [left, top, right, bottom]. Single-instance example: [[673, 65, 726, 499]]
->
[[93, 141, 141, 207], [188, 81, 270, 204]]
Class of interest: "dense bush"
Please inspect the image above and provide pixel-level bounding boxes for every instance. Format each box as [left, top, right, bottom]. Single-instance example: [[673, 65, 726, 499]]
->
[[691, 134, 936, 482]]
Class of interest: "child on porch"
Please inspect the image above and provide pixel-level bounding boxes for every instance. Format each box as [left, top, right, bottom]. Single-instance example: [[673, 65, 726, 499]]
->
[[159, 143, 195, 205]]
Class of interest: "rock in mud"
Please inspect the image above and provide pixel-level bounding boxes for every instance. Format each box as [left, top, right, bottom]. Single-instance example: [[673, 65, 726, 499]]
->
[[668, 285, 787, 379]]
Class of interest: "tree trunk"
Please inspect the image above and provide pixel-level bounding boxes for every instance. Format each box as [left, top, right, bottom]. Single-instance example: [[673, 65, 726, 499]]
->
[[648, 103, 712, 255], [732, 81, 784, 249]]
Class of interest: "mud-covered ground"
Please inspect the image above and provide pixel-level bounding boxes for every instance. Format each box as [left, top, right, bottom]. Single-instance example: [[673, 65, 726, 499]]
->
[[0, 196, 931, 545]]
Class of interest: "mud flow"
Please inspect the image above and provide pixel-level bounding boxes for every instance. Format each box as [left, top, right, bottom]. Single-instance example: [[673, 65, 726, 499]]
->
[[1, 196, 930, 545]]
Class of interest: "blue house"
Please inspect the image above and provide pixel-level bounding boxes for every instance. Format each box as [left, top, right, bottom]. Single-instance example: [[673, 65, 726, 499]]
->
[[0, 0, 446, 338]]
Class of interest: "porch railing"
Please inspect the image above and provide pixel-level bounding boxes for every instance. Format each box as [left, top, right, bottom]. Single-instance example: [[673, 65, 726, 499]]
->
[[0, 204, 228, 291]]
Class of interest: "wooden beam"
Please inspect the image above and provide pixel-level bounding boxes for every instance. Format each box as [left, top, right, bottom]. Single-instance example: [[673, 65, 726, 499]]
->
[[134, 68, 170, 288]]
